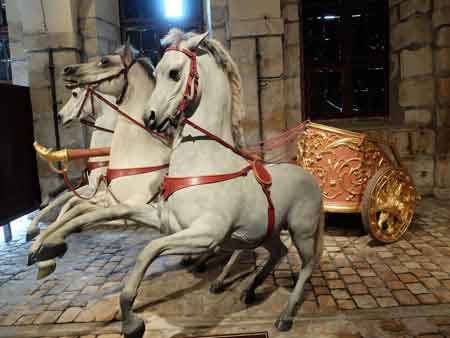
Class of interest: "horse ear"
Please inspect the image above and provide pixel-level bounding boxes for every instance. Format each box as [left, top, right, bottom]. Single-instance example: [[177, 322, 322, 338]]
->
[[122, 44, 134, 65], [185, 31, 209, 51]]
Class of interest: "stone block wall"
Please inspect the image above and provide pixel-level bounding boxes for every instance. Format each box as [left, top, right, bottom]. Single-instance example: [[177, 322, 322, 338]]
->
[[389, 0, 450, 198], [208, 0, 450, 199], [79, 0, 121, 59], [209, 0, 302, 160]]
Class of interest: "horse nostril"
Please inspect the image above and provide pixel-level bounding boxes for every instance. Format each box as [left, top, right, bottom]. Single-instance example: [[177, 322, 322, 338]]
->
[[63, 66, 76, 75], [145, 111, 156, 129]]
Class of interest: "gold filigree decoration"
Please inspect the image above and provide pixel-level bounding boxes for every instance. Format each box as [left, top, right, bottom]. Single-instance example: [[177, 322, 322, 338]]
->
[[297, 124, 393, 208], [366, 168, 416, 243]]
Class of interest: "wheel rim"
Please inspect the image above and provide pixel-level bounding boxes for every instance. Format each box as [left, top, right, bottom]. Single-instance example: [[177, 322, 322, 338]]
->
[[367, 168, 416, 243]]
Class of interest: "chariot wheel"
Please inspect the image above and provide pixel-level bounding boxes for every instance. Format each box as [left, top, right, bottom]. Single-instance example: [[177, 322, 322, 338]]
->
[[361, 167, 417, 243]]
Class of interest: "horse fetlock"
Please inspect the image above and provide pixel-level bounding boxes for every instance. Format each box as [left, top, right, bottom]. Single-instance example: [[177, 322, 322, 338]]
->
[[240, 288, 257, 304], [209, 281, 225, 294], [274, 315, 293, 332]]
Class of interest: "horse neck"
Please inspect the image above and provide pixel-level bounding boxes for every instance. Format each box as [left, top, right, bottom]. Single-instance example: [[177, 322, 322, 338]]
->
[[181, 55, 234, 145], [110, 65, 169, 167]]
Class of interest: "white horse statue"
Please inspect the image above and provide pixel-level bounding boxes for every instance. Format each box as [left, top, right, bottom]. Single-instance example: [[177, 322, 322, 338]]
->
[[26, 87, 117, 241], [122, 29, 321, 337]]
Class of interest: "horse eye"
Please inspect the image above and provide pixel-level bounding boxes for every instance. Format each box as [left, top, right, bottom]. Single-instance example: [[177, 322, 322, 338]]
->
[[72, 91, 78, 98], [169, 69, 180, 81], [99, 57, 109, 66]]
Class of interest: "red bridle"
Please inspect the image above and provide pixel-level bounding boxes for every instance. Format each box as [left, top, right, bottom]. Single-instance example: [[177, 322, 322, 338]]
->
[[165, 46, 200, 117]]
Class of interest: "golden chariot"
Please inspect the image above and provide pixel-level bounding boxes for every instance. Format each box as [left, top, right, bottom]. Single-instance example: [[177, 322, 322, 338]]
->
[[296, 122, 417, 243]]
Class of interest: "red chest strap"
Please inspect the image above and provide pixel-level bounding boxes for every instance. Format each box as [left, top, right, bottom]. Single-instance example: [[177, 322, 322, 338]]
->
[[107, 164, 169, 184], [86, 160, 110, 173], [162, 161, 275, 237], [162, 166, 252, 200]]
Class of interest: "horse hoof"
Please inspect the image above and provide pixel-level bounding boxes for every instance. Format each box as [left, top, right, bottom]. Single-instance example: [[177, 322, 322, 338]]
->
[[274, 317, 293, 332], [37, 259, 57, 279], [27, 252, 37, 266], [190, 262, 207, 273], [123, 316, 145, 338], [180, 256, 195, 267], [209, 282, 225, 294], [29, 241, 68, 264], [240, 289, 256, 305], [26, 228, 40, 242]]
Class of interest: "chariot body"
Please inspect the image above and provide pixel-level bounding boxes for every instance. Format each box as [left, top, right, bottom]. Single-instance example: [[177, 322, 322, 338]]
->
[[297, 122, 417, 243]]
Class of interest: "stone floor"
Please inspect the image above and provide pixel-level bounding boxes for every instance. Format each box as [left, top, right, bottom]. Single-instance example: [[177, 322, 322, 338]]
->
[[0, 198, 449, 338]]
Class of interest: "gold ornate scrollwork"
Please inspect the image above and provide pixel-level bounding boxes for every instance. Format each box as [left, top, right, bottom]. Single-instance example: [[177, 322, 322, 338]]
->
[[297, 123, 393, 211]]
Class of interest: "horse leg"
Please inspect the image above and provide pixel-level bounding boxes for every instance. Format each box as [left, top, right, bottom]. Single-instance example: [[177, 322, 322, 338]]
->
[[241, 236, 287, 304], [188, 247, 221, 273], [210, 249, 242, 294], [26, 187, 88, 241], [275, 210, 324, 331], [29, 201, 100, 262], [56, 195, 82, 221], [56, 177, 104, 220], [37, 200, 98, 239], [120, 221, 228, 338], [28, 204, 161, 265]]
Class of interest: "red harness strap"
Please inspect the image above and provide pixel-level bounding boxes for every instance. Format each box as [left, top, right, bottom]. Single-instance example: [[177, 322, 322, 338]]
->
[[107, 164, 169, 184], [86, 160, 110, 172], [162, 161, 275, 237], [163, 166, 251, 200]]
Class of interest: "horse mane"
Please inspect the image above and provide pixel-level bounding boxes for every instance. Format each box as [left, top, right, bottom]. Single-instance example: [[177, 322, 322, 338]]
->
[[162, 29, 246, 148]]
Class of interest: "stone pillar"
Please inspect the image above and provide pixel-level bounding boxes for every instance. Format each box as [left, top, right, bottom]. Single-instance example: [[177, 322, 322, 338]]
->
[[433, 0, 450, 199], [4, 0, 28, 86], [5, 0, 82, 199], [282, 0, 302, 130], [5, 0, 120, 201], [79, 0, 121, 59]]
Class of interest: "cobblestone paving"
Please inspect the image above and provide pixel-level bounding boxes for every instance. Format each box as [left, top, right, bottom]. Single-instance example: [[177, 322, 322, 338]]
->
[[0, 198, 449, 338]]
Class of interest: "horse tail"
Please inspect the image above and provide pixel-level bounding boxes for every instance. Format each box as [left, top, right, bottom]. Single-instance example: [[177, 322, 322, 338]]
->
[[314, 207, 325, 266]]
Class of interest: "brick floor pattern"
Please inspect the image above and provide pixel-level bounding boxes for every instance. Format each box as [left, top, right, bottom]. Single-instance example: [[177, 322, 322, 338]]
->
[[0, 198, 449, 338]]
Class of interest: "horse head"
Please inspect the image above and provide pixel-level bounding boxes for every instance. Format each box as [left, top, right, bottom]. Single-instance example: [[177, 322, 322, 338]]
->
[[62, 44, 140, 103], [58, 87, 115, 128], [144, 30, 208, 134]]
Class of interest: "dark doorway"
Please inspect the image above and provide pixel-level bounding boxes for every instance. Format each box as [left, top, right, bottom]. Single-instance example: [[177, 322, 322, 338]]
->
[[0, 84, 41, 225]]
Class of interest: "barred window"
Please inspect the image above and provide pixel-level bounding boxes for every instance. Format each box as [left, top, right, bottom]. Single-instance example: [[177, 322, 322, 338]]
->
[[302, 0, 388, 119]]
